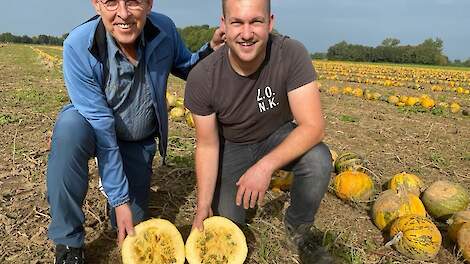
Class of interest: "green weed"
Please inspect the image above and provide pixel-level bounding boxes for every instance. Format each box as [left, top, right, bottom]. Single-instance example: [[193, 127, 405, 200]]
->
[[430, 152, 449, 167], [339, 115, 359, 123], [0, 114, 19, 125]]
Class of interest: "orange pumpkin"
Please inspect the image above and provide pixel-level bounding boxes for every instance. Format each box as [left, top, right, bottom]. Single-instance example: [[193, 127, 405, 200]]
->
[[333, 171, 374, 202]]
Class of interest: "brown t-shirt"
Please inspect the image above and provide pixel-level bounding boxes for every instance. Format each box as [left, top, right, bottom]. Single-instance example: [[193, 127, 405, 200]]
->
[[184, 34, 316, 144]]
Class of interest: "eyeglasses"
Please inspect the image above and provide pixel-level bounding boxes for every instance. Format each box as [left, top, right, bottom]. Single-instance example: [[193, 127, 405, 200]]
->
[[99, 0, 145, 11]]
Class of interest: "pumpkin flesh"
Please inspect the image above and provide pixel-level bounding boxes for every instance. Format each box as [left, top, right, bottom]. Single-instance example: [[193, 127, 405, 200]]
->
[[185, 216, 247, 264], [122, 219, 185, 264]]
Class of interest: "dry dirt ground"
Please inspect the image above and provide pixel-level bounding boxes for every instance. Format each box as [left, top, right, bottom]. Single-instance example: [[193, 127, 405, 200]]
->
[[0, 44, 469, 264]]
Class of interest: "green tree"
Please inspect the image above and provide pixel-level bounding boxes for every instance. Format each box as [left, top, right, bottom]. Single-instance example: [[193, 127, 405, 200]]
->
[[381, 38, 400, 47]]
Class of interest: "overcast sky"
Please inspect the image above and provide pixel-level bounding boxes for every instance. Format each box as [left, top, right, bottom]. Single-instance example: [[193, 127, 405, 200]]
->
[[1, 0, 469, 60]]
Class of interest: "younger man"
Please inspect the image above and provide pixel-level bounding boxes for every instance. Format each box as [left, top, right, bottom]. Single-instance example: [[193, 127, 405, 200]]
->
[[185, 0, 333, 262]]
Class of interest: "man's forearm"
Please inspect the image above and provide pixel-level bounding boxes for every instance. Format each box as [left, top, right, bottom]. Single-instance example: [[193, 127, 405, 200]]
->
[[194, 143, 220, 209]]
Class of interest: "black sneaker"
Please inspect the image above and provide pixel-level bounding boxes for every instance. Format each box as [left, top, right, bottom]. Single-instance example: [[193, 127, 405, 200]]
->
[[284, 219, 334, 264], [55, 244, 85, 264]]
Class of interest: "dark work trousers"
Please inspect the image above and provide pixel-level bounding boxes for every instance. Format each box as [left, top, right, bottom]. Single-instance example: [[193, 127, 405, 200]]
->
[[212, 121, 332, 228], [46, 105, 156, 247]]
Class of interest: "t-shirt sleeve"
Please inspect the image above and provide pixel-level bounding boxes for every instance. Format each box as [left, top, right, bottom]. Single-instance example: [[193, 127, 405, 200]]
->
[[284, 38, 317, 92], [184, 63, 214, 116]]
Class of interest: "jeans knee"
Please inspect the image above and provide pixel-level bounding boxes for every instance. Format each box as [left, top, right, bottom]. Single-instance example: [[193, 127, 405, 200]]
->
[[299, 142, 332, 177], [52, 109, 95, 152]]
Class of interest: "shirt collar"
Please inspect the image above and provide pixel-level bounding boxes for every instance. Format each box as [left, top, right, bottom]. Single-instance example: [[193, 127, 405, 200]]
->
[[106, 31, 146, 62]]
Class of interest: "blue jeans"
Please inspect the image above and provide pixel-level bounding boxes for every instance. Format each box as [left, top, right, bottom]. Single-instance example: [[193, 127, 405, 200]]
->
[[212, 122, 332, 228], [46, 105, 156, 247]]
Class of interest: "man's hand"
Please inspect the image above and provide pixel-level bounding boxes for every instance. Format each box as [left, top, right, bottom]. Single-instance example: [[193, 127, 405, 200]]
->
[[210, 27, 225, 50], [115, 203, 135, 247], [236, 162, 273, 209], [192, 206, 213, 231]]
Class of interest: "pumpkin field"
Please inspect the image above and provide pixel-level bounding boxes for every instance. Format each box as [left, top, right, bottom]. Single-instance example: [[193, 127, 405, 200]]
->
[[0, 43, 469, 263]]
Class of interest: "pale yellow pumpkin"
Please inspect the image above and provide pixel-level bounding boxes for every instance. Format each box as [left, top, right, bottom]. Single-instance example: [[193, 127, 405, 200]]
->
[[327, 86, 340, 96], [169, 107, 185, 121], [388, 95, 399, 105], [388, 172, 424, 195], [270, 170, 293, 192], [457, 223, 470, 262], [422, 180, 470, 220], [185, 109, 195, 128], [450, 102, 461, 113], [372, 189, 427, 230], [166, 92, 177, 109], [447, 211, 470, 242]]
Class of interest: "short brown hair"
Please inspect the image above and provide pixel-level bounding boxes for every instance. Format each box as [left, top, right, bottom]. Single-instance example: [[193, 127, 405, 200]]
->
[[222, 0, 271, 16]]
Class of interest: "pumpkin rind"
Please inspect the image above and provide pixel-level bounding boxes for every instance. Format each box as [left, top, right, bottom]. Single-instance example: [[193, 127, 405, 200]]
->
[[372, 189, 427, 230], [185, 216, 248, 264], [389, 215, 442, 260], [457, 223, 470, 262], [122, 219, 185, 264], [333, 171, 374, 202], [388, 172, 424, 196], [422, 181, 470, 220], [334, 152, 365, 173], [447, 211, 470, 242]]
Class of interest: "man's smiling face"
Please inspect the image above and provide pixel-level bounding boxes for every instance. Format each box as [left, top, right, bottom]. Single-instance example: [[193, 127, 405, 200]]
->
[[221, 0, 273, 70], [92, 0, 153, 51]]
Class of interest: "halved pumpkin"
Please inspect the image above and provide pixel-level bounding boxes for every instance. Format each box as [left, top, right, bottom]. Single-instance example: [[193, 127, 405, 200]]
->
[[122, 219, 185, 264], [185, 216, 248, 264]]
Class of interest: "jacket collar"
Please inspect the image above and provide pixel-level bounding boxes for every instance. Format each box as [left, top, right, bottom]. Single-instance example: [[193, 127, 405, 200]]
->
[[88, 14, 162, 64]]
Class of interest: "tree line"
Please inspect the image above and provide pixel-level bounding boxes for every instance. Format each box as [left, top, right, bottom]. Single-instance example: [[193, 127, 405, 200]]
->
[[0, 24, 215, 51], [0, 32, 68, 46], [312, 38, 470, 67], [2, 29, 469, 67]]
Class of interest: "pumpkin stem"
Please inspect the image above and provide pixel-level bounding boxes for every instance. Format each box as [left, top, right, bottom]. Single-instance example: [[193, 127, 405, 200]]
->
[[385, 231, 403, 247]]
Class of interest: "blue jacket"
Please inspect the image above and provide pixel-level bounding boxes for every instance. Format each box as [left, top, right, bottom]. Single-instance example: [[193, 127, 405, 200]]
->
[[62, 13, 211, 207]]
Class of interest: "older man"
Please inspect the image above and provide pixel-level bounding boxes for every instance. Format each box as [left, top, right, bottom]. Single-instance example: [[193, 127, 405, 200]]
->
[[185, 0, 333, 263], [46, 0, 223, 262]]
